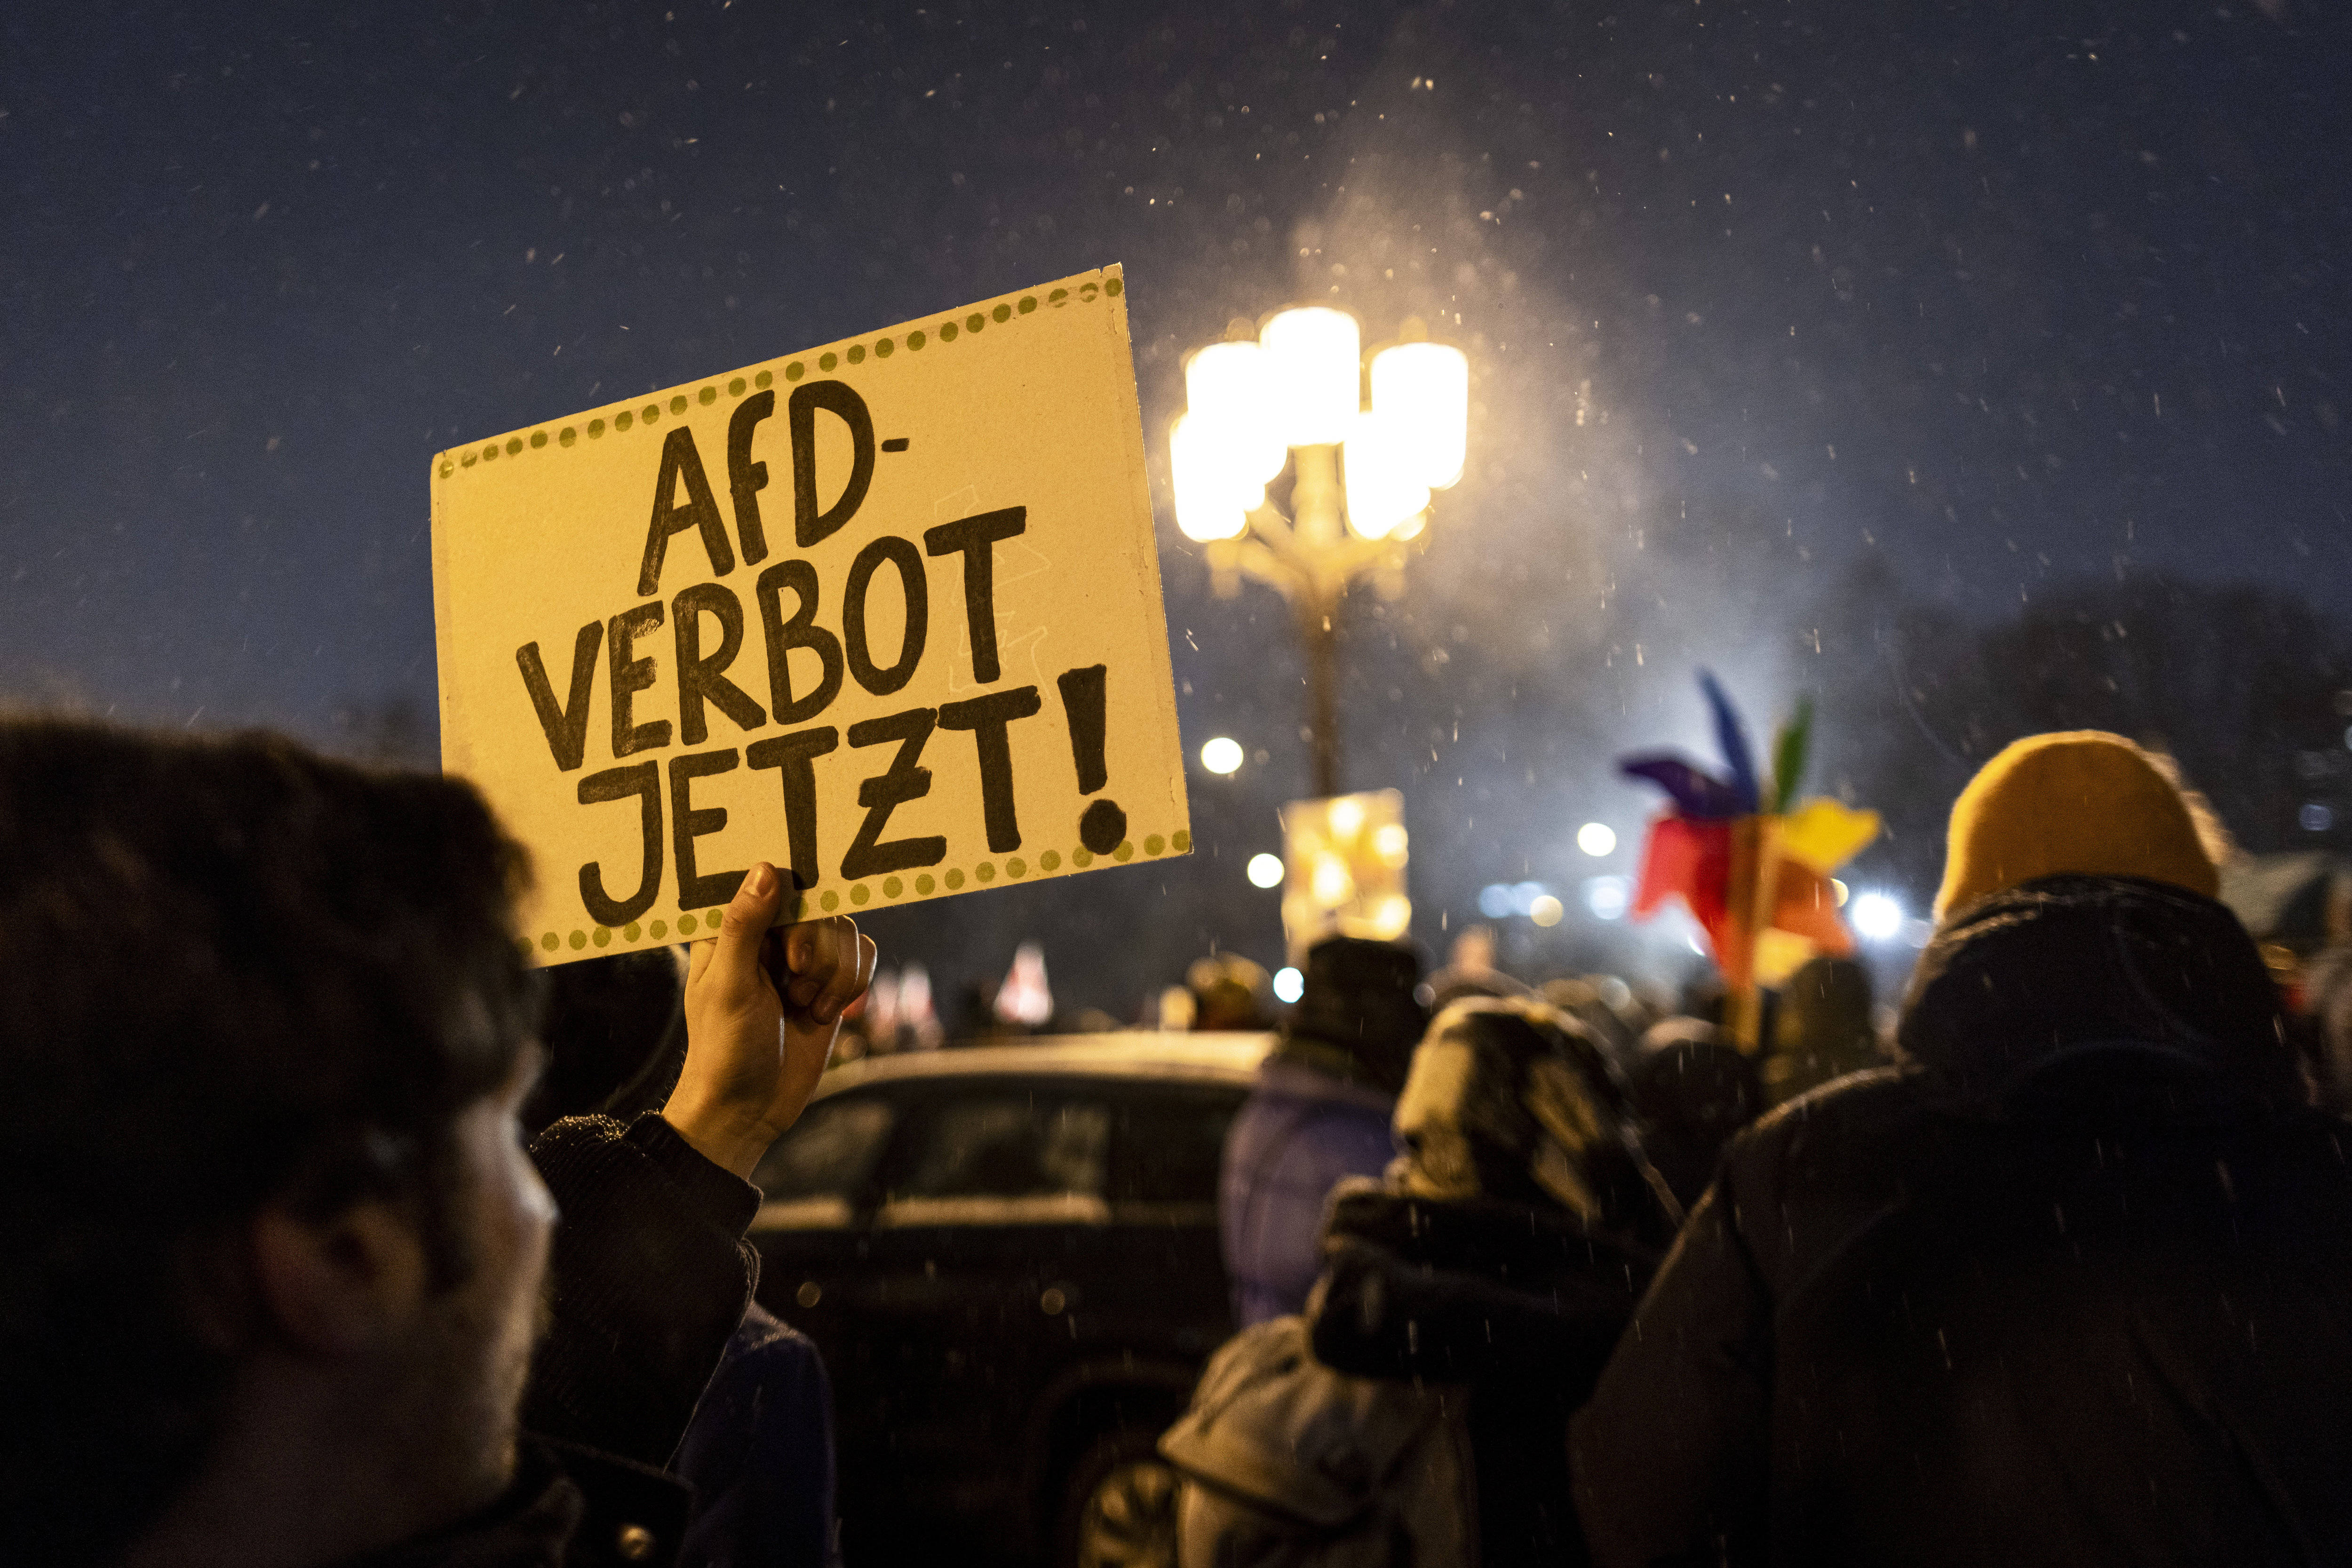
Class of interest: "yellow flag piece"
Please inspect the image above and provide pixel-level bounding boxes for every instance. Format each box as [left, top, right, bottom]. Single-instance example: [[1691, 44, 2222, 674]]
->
[[1776, 797, 1881, 876]]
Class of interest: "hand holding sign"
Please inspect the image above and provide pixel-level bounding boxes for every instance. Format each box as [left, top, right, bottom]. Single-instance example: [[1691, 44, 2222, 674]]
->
[[434, 268, 1190, 964], [668, 861, 878, 1179]]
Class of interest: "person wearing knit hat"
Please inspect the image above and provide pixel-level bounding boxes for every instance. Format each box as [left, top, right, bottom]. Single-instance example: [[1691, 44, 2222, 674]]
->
[[1575, 731, 2352, 1568], [1934, 729, 2219, 919]]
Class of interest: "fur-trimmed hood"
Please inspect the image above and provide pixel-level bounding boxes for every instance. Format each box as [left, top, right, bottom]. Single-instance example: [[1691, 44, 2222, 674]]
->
[[1303, 1182, 1661, 1395]]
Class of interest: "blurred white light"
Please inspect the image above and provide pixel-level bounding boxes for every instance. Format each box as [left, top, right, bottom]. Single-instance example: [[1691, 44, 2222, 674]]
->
[[1261, 307, 1361, 446], [1511, 881, 1547, 917], [1272, 966, 1305, 1005], [1576, 822, 1617, 857], [1327, 795, 1366, 839], [1851, 891, 1904, 943], [1830, 877, 1850, 906], [995, 941, 1054, 1027], [1478, 883, 1513, 919], [1185, 341, 1289, 485], [1583, 875, 1630, 921], [1370, 341, 1469, 489], [1341, 412, 1433, 540], [2303, 802, 2335, 833], [1169, 414, 1254, 542], [1246, 852, 1286, 889], [1528, 894, 1565, 927], [1371, 822, 1410, 866], [1200, 736, 1244, 775], [1311, 852, 1356, 906]]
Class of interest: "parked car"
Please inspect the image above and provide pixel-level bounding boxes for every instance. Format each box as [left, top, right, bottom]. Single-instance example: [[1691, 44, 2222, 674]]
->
[[748, 1032, 1274, 1568]]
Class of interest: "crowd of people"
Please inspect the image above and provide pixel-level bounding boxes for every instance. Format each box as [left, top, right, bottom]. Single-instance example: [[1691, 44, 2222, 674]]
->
[[5, 717, 2352, 1567], [1170, 730, 2352, 1567]]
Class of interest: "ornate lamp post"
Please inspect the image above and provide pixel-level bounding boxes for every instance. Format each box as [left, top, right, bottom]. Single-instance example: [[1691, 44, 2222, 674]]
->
[[1169, 308, 1469, 798]]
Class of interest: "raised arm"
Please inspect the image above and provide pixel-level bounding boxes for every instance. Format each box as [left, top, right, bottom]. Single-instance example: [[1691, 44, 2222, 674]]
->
[[524, 862, 874, 1466]]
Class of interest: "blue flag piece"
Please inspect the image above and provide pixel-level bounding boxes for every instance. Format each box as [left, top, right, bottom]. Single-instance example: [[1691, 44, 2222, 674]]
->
[[1697, 670, 1761, 815]]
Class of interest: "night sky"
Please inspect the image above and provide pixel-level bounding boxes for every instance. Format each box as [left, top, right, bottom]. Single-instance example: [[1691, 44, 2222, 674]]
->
[[6, 0, 2349, 1014]]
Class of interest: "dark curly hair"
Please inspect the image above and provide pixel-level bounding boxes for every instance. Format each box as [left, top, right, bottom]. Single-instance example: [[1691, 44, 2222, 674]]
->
[[0, 719, 539, 1565]]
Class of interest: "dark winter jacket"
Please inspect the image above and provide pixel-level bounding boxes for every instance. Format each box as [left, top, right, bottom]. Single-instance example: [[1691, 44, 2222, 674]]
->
[[334, 1113, 763, 1568], [1572, 876, 2352, 1568], [1220, 1054, 1399, 1325], [326, 1441, 692, 1568]]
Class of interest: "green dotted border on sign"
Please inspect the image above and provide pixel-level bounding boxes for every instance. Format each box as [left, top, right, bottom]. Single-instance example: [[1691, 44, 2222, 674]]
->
[[436, 276, 1121, 478], [527, 810, 1187, 957]]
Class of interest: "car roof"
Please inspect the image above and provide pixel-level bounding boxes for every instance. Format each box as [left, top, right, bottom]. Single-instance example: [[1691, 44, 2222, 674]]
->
[[811, 1032, 1274, 1100]]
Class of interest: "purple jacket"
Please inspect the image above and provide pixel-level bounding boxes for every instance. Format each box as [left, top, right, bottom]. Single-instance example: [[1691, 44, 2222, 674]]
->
[[1218, 1058, 1398, 1327], [673, 1302, 839, 1568]]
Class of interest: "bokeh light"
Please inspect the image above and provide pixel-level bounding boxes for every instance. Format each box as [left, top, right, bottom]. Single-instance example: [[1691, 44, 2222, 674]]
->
[[1246, 852, 1285, 888], [1851, 891, 1905, 942], [1583, 875, 1630, 921], [1576, 822, 1617, 857], [1272, 966, 1304, 1005], [1199, 736, 1244, 775]]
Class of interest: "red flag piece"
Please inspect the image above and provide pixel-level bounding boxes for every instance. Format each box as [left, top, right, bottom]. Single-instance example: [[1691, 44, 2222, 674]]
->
[[1632, 812, 1733, 934]]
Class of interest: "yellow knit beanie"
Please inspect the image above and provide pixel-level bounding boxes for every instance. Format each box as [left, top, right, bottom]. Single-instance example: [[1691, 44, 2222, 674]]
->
[[1933, 731, 2220, 919]]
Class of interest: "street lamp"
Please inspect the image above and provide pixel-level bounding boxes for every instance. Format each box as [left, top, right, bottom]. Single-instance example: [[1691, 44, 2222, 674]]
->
[[1170, 308, 1470, 798]]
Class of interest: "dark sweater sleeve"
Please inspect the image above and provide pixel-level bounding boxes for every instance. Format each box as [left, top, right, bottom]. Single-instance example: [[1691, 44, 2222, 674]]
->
[[1568, 1176, 1773, 1568], [521, 1113, 762, 1470]]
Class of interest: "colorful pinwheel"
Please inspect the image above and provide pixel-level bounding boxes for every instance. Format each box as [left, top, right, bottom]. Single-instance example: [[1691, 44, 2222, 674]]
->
[[1619, 673, 1880, 1044]]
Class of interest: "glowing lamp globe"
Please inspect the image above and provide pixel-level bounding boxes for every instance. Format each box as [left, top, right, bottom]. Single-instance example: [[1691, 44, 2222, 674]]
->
[[1340, 412, 1432, 540], [1184, 341, 1287, 487], [1370, 341, 1470, 489], [1169, 414, 1252, 542], [1260, 307, 1361, 447]]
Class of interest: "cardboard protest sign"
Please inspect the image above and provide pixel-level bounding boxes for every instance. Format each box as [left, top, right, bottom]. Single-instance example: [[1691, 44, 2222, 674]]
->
[[432, 266, 1190, 965]]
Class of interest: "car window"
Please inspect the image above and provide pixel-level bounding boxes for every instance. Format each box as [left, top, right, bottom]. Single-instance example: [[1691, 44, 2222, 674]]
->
[[749, 1093, 897, 1231], [880, 1093, 1111, 1227], [1111, 1087, 1244, 1212]]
